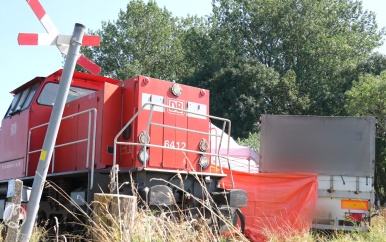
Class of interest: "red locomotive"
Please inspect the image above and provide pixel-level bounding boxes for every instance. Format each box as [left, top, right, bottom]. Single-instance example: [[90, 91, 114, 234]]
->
[[0, 69, 247, 232]]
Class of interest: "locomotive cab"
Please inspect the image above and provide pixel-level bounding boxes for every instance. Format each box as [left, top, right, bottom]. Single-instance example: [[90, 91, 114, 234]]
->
[[0, 69, 121, 181], [1, 77, 43, 180]]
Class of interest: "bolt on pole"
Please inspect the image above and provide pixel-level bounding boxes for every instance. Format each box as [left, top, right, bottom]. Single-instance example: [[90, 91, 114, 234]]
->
[[18, 23, 86, 242]]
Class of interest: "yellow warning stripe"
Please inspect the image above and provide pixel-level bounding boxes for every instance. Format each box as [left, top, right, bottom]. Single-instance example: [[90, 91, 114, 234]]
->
[[39, 150, 47, 161]]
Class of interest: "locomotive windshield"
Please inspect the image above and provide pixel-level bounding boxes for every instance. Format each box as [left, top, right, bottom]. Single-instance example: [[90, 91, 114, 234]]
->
[[5, 83, 40, 118], [37, 83, 96, 106]]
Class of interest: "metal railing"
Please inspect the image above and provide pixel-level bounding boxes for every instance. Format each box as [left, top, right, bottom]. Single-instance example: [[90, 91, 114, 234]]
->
[[113, 102, 235, 188], [26, 108, 97, 189]]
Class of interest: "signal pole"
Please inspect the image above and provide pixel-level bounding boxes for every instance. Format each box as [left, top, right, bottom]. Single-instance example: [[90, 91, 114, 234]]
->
[[18, 23, 86, 242]]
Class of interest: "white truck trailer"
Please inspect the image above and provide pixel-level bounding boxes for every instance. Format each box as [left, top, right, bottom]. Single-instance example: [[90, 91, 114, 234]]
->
[[259, 115, 376, 230]]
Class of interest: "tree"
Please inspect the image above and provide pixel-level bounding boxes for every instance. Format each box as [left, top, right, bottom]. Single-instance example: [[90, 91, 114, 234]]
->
[[198, 57, 307, 138], [357, 52, 386, 76], [178, 16, 215, 83], [237, 132, 260, 153], [180, 13, 238, 87], [211, 0, 385, 115], [83, 0, 185, 81], [345, 71, 386, 205], [338, 53, 386, 106]]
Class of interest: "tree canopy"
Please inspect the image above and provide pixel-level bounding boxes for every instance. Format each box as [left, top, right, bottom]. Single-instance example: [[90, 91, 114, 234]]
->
[[83, 0, 184, 81], [83, 0, 385, 136], [345, 71, 386, 204], [210, 0, 384, 115]]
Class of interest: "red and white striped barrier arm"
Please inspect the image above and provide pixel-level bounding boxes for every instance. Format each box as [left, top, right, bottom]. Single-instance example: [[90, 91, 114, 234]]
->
[[18, 0, 102, 74], [18, 33, 100, 46], [27, 0, 58, 34]]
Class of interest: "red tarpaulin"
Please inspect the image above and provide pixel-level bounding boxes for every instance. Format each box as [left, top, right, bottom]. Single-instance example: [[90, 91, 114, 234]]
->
[[219, 169, 318, 241]]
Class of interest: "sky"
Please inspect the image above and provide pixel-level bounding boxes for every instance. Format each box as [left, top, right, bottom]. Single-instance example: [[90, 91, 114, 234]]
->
[[0, 0, 385, 121]]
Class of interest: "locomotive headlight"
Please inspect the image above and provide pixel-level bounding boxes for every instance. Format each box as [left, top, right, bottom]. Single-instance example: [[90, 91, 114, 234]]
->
[[138, 131, 150, 144], [138, 148, 150, 164], [170, 83, 183, 96], [199, 138, 209, 152], [198, 155, 209, 169]]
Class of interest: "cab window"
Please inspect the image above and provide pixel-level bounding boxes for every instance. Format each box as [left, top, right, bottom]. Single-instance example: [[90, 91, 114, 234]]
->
[[37, 83, 96, 106], [5, 83, 40, 118]]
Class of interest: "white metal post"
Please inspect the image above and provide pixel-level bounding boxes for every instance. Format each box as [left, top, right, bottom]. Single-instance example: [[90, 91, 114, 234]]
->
[[18, 23, 86, 242]]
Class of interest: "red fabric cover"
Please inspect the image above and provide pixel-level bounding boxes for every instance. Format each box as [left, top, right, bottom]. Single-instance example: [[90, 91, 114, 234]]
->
[[219, 169, 318, 241]]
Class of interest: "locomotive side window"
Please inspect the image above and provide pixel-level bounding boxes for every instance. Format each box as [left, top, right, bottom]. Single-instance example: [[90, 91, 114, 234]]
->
[[22, 84, 39, 110], [37, 83, 96, 106], [5, 83, 40, 118]]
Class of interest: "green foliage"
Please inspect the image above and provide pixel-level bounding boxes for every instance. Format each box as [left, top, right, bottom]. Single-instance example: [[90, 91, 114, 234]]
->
[[83, 0, 185, 81], [237, 132, 260, 152], [178, 0, 383, 137], [357, 53, 386, 76], [179, 16, 216, 82], [339, 53, 386, 96], [83, 0, 385, 139], [211, 0, 384, 115], [345, 71, 386, 204], [198, 57, 308, 138], [345, 72, 386, 119]]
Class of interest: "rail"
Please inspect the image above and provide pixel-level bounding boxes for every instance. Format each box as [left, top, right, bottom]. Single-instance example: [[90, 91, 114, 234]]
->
[[113, 102, 235, 188], [26, 108, 97, 189]]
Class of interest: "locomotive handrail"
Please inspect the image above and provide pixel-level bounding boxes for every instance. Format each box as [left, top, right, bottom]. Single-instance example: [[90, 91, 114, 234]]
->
[[113, 102, 235, 188], [27, 108, 97, 189]]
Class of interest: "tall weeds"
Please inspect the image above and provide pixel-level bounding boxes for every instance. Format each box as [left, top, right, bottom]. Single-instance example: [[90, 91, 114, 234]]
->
[[1, 192, 386, 241], [26, 175, 248, 241], [262, 215, 386, 242], [3, 174, 385, 241]]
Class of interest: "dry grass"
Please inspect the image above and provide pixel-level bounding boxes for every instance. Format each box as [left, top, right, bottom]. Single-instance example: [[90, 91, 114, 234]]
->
[[0, 223, 48, 242], [262, 215, 386, 242], [82, 173, 249, 242], [3, 171, 385, 242], [2, 201, 386, 241], [21, 174, 248, 242], [326, 216, 386, 242]]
